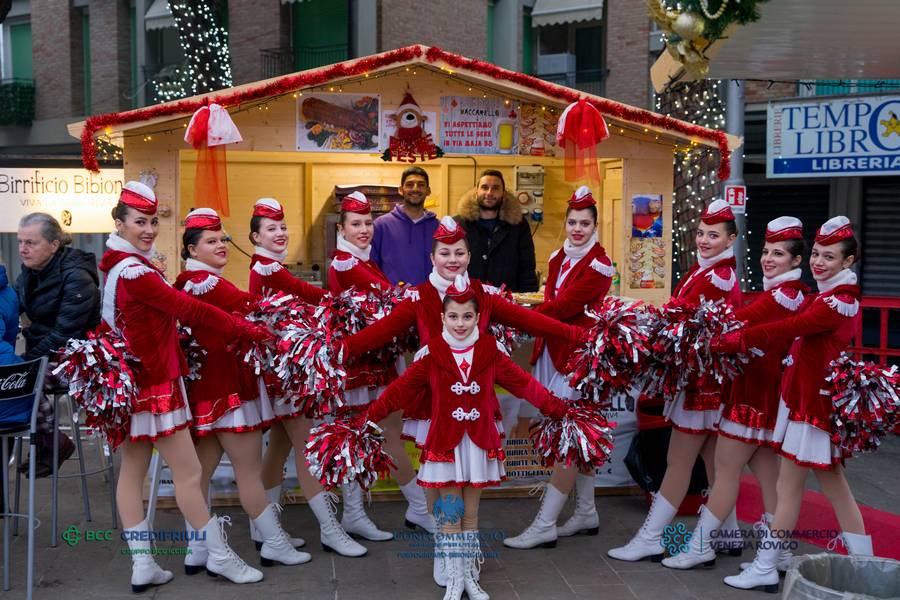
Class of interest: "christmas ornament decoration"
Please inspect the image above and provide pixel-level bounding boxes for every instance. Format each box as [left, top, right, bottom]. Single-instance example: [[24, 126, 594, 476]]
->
[[826, 353, 900, 456], [381, 91, 444, 163], [556, 99, 609, 184], [305, 412, 397, 490], [530, 402, 616, 471], [53, 329, 140, 450], [80, 46, 730, 179], [184, 102, 243, 216]]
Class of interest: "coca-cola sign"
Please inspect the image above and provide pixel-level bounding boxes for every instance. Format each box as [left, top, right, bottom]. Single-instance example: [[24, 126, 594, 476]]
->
[[0, 372, 29, 392]]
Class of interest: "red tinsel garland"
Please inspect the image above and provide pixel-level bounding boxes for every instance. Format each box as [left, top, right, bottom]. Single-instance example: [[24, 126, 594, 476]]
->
[[80, 45, 730, 179]]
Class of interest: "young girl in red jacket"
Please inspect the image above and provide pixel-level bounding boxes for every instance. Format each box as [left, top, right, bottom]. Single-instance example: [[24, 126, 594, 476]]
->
[[101, 183, 271, 591], [662, 216, 810, 570], [341, 216, 581, 586], [504, 186, 614, 550], [719, 217, 870, 593], [328, 191, 433, 543], [247, 197, 367, 558], [173, 208, 311, 572], [608, 199, 743, 563], [366, 275, 569, 600]]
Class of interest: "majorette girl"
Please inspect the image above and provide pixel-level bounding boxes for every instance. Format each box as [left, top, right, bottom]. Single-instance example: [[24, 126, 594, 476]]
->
[[173, 208, 311, 572], [718, 217, 872, 593], [504, 186, 615, 550], [366, 275, 569, 600], [247, 197, 368, 558], [608, 199, 743, 563], [327, 190, 426, 544], [99, 182, 271, 591], [663, 216, 811, 571], [340, 216, 582, 586]]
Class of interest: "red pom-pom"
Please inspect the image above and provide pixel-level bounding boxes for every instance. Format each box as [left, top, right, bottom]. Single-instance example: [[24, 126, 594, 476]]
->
[[565, 297, 655, 405], [827, 353, 900, 456], [530, 402, 616, 471], [177, 325, 206, 382], [305, 413, 396, 490], [53, 329, 139, 449], [487, 285, 524, 355]]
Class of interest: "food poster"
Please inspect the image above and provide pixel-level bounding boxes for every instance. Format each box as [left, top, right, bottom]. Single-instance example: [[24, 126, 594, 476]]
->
[[629, 194, 666, 289], [440, 96, 517, 154], [517, 103, 560, 156], [297, 93, 381, 152]]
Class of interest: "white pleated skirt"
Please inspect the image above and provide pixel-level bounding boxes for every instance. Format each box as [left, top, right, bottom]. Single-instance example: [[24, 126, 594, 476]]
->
[[771, 397, 842, 469], [417, 431, 506, 489]]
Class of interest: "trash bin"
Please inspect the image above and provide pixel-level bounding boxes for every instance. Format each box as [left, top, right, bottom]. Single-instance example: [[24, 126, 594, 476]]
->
[[784, 553, 900, 600]]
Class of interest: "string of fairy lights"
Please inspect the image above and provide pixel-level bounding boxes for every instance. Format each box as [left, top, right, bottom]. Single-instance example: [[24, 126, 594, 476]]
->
[[164, 1, 233, 100]]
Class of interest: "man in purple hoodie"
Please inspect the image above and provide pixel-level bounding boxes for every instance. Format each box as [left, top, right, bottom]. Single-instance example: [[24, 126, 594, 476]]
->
[[371, 166, 439, 286]]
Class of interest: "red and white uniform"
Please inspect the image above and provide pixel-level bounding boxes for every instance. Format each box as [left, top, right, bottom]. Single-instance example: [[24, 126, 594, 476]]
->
[[99, 235, 238, 445], [739, 269, 860, 468], [249, 247, 326, 305], [173, 259, 274, 435], [345, 270, 580, 446], [327, 232, 399, 407], [718, 270, 809, 444], [368, 329, 566, 488]]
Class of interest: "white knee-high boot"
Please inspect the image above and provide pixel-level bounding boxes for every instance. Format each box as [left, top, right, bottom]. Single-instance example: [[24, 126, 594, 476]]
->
[[723, 527, 780, 593], [462, 531, 489, 600], [400, 479, 436, 533], [253, 504, 312, 566], [557, 473, 600, 537], [123, 518, 174, 593], [741, 512, 792, 572], [202, 515, 264, 584], [184, 518, 208, 575], [249, 486, 305, 550], [308, 491, 367, 557], [662, 505, 719, 569], [340, 482, 393, 541], [717, 507, 744, 556], [503, 484, 567, 549], [607, 492, 678, 562]]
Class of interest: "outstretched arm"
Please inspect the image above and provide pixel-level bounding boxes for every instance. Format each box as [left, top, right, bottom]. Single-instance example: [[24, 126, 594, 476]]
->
[[367, 356, 431, 423], [495, 354, 567, 418], [491, 295, 582, 345]]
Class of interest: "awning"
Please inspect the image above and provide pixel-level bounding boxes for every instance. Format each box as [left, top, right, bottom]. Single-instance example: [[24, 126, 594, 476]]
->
[[145, 0, 174, 31], [531, 0, 603, 27]]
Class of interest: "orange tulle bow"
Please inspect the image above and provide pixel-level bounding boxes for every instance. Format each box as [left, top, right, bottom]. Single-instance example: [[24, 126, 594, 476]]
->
[[556, 99, 609, 185]]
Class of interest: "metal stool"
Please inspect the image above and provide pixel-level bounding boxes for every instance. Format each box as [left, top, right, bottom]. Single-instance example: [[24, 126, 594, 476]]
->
[[41, 387, 118, 546]]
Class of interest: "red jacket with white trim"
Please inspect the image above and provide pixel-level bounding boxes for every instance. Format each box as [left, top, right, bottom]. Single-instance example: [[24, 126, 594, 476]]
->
[[248, 254, 326, 304], [739, 284, 860, 430], [173, 269, 261, 403], [530, 242, 613, 372], [368, 334, 566, 460], [723, 279, 811, 425], [327, 250, 392, 293], [98, 250, 237, 388]]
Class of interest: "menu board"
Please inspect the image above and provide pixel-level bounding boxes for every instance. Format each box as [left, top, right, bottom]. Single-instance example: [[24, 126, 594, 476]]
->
[[440, 96, 517, 154]]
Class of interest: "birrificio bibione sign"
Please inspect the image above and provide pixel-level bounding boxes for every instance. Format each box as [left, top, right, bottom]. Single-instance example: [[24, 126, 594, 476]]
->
[[767, 95, 900, 178], [0, 168, 124, 232]]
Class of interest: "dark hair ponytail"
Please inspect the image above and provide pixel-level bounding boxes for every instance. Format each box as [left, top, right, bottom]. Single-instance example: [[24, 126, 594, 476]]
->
[[181, 228, 205, 261], [838, 236, 860, 262]]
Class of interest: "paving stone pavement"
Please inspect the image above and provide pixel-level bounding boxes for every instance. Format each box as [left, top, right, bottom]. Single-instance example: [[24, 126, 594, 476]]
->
[[2, 435, 897, 599]]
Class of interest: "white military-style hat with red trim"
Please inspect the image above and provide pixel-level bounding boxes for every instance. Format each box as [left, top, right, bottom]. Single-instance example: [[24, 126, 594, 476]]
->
[[433, 215, 466, 244], [252, 197, 285, 220], [118, 181, 158, 215], [184, 207, 222, 231], [700, 198, 735, 225], [765, 216, 803, 242], [815, 216, 854, 246], [568, 185, 596, 210]]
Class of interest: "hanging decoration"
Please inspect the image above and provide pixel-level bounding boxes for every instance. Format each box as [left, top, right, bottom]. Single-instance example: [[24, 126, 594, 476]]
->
[[647, 0, 769, 80], [184, 102, 243, 216], [381, 91, 443, 162], [555, 99, 609, 184], [79, 45, 731, 179]]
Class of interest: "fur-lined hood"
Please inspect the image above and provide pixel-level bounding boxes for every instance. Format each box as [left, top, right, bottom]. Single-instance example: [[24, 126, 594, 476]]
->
[[456, 189, 523, 226]]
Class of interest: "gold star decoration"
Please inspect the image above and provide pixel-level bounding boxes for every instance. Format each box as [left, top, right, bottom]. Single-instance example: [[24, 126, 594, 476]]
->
[[880, 111, 900, 137]]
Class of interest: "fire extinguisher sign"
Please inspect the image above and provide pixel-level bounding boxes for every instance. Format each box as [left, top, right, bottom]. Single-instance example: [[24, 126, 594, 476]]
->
[[724, 185, 747, 215]]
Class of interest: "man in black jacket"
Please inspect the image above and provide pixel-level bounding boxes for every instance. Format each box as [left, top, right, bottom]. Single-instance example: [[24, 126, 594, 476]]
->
[[455, 170, 538, 292], [16, 213, 101, 476]]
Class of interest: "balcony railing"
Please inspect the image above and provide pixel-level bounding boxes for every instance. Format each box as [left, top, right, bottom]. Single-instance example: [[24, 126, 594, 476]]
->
[[260, 44, 350, 79], [0, 79, 36, 126], [538, 69, 607, 96]]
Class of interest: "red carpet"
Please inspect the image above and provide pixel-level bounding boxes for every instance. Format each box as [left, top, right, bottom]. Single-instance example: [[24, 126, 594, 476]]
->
[[735, 473, 900, 559]]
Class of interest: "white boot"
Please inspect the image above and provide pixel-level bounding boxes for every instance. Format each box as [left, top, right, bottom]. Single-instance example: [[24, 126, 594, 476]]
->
[[124, 519, 174, 593], [716, 507, 744, 556], [462, 531, 489, 600], [202, 515, 264, 584], [442, 538, 465, 600], [308, 491, 367, 557], [184, 519, 208, 575], [662, 505, 719, 569], [253, 504, 312, 567], [503, 484, 567, 549], [250, 486, 305, 550], [400, 479, 436, 534], [842, 532, 873, 556], [723, 528, 780, 593], [340, 482, 393, 541], [433, 532, 448, 587], [558, 473, 600, 537], [607, 492, 678, 562], [741, 513, 792, 572]]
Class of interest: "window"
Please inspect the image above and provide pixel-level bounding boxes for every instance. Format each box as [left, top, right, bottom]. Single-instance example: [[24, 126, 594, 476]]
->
[[9, 22, 33, 79], [574, 25, 602, 83], [291, 0, 349, 71], [538, 24, 567, 55], [487, 1, 494, 63]]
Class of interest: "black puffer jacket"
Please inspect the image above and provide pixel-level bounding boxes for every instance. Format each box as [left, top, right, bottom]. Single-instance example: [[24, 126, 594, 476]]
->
[[15, 247, 101, 360], [455, 189, 538, 293]]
